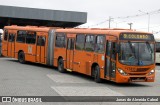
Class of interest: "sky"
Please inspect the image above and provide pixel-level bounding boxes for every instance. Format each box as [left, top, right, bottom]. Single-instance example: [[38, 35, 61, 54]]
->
[[0, 0, 160, 37]]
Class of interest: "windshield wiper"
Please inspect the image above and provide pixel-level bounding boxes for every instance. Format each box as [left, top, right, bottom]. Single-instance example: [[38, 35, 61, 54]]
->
[[146, 42, 153, 53]]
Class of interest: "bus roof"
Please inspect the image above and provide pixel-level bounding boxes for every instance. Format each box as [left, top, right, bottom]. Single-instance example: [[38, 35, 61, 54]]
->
[[4, 26, 153, 37], [56, 28, 153, 36], [4, 26, 51, 32]]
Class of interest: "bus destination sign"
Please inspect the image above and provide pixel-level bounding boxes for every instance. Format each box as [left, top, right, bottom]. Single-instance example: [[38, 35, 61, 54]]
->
[[119, 33, 154, 41]]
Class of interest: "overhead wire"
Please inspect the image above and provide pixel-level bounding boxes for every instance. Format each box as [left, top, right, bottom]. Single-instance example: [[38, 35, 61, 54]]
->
[[83, 9, 160, 28]]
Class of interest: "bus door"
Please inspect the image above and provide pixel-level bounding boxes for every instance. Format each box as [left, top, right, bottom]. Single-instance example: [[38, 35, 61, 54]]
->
[[66, 38, 74, 70], [105, 36, 117, 80], [7, 33, 15, 57], [73, 34, 85, 73], [36, 35, 46, 63], [94, 35, 106, 74]]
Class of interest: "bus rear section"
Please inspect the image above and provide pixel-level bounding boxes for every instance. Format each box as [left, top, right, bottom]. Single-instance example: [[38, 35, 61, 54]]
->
[[2, 26, 55, 66]]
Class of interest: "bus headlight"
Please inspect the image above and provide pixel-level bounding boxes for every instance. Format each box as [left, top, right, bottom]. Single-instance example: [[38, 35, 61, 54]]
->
[[118, 68, 128, 76], [148, 70, 155, 75]]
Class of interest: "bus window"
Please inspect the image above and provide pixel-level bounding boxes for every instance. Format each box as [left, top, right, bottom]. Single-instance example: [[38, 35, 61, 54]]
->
[[37, 36, 45, 46], [55, 33, 66, 48], [85, 35, 95, 52], [95, 35, 105, 53], [156, 42, 160, 52], [8, 34, 15, 42], [76, 34, 85, 50], [71, 39, 74, 50], [119, 42, 154, 65], [106, 41, 116, 60], [26, 31, 36, 44], [112, 42, 116, 60], [106, 41, 111, 56], [17, 31, 26, 43], [4, 30, 8, 41], [67, 39, 74, 50]]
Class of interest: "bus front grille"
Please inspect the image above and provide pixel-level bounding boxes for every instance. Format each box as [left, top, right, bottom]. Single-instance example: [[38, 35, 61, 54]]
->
[[136, 68, 149, 72], [128, 73, 147, 75]]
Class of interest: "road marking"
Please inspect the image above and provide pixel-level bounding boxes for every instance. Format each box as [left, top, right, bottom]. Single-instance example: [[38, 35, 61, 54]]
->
[[51, 86, 124, 96], [47, 74, 124, 96], [47, 74, 93, 83]]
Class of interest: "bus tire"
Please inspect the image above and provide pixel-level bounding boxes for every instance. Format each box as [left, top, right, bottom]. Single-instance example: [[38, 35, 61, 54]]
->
[[18, 51, 25, 64], [58, 58, 65, 73], [94, 65, 102, 83]]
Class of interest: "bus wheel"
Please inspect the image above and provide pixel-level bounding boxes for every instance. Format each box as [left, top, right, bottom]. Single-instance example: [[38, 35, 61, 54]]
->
[[94, 65, 102, 83], [58, 58, 65, 73], [18, 51, 25, 64]]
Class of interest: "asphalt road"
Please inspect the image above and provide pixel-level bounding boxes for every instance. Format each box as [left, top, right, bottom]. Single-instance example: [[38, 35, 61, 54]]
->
[[0, 57, 159, 105]]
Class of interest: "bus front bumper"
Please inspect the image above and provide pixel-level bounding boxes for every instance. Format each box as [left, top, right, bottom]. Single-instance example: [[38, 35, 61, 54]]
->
[[116, 73, 155, 83]]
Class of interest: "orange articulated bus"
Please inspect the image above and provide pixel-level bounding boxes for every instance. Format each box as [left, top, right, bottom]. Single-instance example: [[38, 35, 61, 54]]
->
[[2, 26, 155, 83]]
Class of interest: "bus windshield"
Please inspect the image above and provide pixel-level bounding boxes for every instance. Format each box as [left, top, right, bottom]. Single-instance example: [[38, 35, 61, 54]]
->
[[119, 42, 154, 66]]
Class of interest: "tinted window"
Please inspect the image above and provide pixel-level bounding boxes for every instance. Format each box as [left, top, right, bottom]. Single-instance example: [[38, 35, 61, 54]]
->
[[17, 31, 26, 43], [8, 34, 15, 42], [85, 35, 95, 51], [70, 39, 74, 50], [112, 42, 116, 60], [37, 36, 46, 46], [4, 30, 8, 41], [55, 33, 66, 48], [95, 35, 105, 53], [67, 39, 74, 50], [76, 34, 85, 50], [106, 41, 111, 56], [26, 32, 36, 44], [156, 42, 160, 52]]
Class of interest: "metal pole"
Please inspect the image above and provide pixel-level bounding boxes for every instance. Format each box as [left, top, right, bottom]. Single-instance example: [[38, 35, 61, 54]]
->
[[139, 10, 150, 32], [148, 14, 150, 32], [128, 23, 133, 29], [109, 16, 113, 28], [109, 16, 111, 28]]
